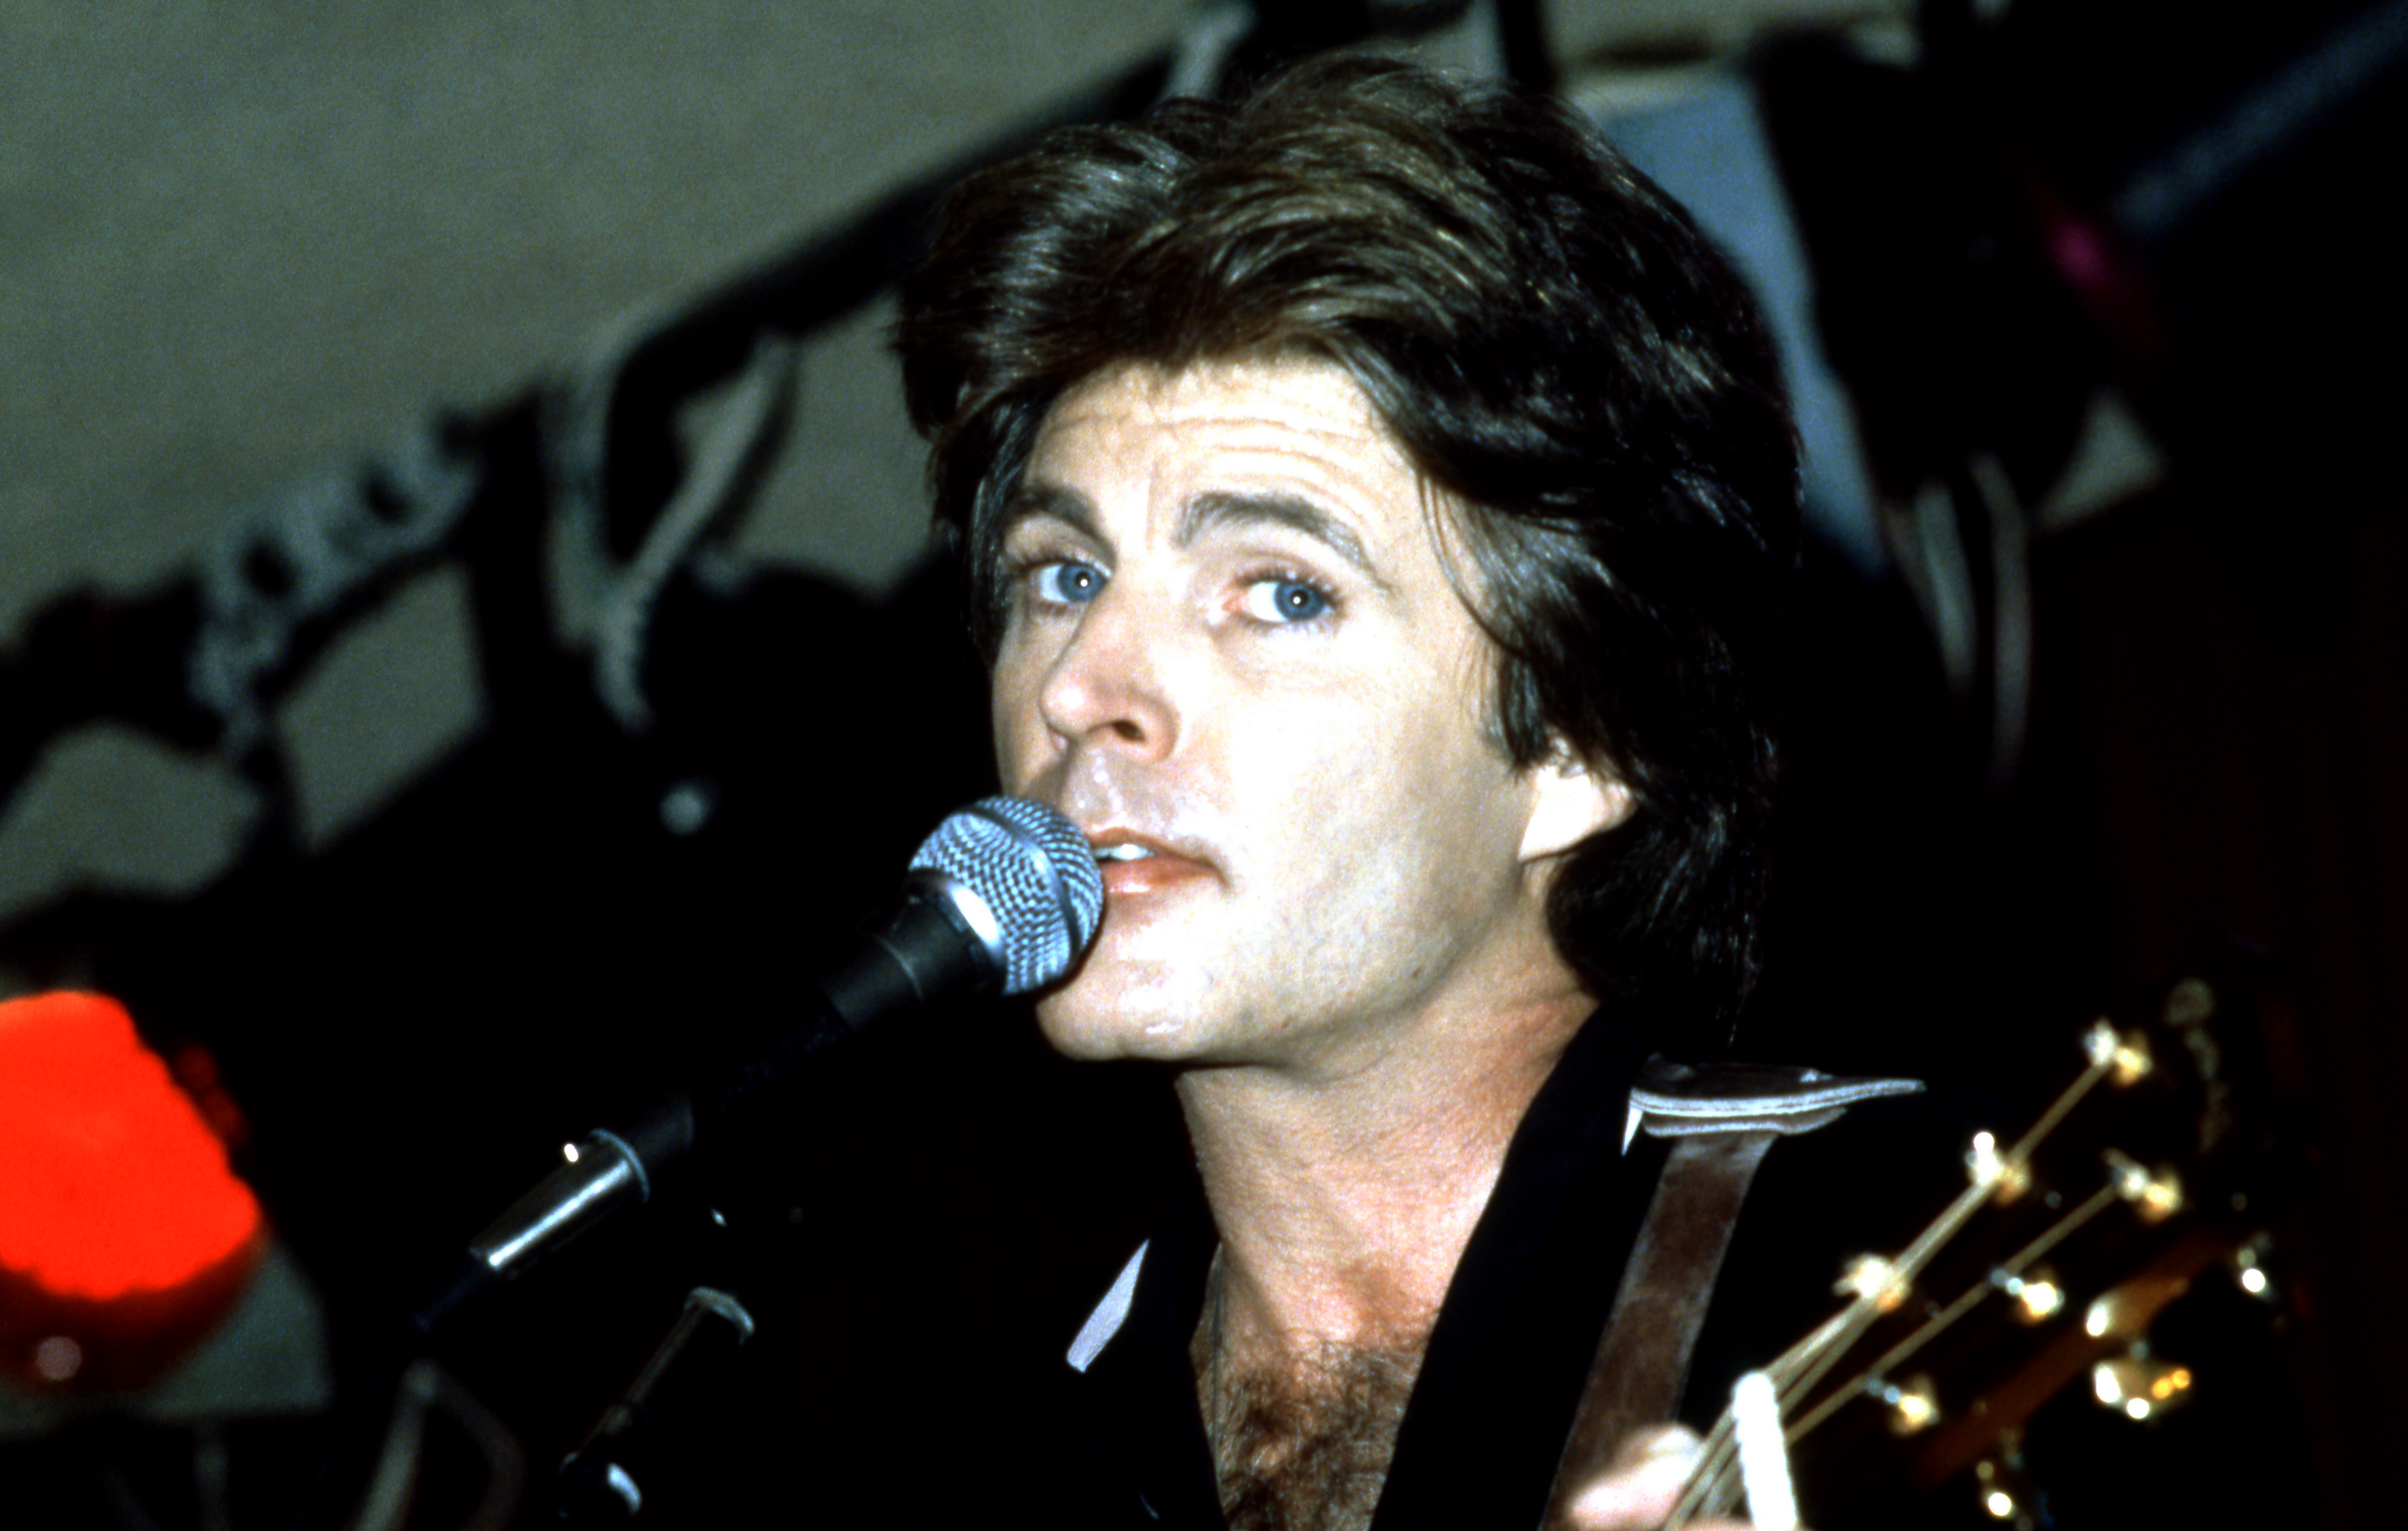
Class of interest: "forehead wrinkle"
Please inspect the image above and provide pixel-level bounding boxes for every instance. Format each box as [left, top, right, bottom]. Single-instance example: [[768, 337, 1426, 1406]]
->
[[1174, 490, 1394, 592]]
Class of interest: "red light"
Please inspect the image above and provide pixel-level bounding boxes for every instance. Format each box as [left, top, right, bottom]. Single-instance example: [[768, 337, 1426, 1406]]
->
[[0, 992, 266, 1391]]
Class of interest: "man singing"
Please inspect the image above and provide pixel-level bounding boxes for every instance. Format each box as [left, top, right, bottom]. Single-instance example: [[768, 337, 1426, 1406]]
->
[[897, 56, 1805, 1531]]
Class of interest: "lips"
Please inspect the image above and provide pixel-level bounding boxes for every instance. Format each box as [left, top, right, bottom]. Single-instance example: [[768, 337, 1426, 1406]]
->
[[1085, 829, 1216, 898]]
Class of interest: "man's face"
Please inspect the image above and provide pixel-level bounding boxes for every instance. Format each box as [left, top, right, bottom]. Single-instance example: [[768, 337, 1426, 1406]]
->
[[991, 357, 1609, 1079]]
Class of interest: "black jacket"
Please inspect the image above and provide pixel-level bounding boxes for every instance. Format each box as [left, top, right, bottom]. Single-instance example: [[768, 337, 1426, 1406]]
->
[[1040, 1011, 2306, 1530]]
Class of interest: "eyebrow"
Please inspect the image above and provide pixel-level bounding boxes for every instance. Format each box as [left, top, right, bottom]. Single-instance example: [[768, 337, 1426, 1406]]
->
[[1175, 491, 1387, 588], [999, 481, 1107, 550], [1001, 482, 1394, 592]]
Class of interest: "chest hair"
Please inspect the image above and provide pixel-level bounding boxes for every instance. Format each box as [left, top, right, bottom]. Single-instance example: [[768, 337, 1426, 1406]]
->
[[1200, 1335, 1427, 1531]]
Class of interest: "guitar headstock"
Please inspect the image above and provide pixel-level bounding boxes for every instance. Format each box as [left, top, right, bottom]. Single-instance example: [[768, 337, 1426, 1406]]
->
[[1673, 969, 2301, 1529]]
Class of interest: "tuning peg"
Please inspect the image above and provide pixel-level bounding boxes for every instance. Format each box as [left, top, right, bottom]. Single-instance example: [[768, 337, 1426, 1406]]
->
[[2231, 1233, 2279, 1304], [1971, 1437, 2047, 1528], [1835, 1253, 1911, 1313], [1965, 1130, 2033, 1202], [1989, 1264, 2066, 1324], [1870, 1371, 1940, 1435], [2084, 1019, 2155, 1086], [2103, 1147, 2184, 1222], [2091, 1344, 2195, 1421]]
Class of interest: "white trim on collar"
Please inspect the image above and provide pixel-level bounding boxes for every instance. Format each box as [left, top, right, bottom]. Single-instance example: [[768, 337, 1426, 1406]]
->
[[1067, 1241, 1151, 1373]]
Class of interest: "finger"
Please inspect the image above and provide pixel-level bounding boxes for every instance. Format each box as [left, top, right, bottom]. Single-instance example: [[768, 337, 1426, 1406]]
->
[[1566, 1425, 1705, 1530]]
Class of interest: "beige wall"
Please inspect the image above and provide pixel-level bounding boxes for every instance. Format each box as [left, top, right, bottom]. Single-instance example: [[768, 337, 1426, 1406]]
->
[[2, 1, 1210, 915], [0, 1, 1206, 639]]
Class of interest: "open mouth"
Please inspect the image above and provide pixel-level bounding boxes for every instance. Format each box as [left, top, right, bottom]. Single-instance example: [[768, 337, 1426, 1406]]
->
[[1094, 842, 1156, 864]]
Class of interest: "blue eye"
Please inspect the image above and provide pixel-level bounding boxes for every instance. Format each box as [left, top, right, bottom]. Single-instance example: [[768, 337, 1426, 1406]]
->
[[1240, 578, 1333, 624], [1031, 561, 1106, 606]]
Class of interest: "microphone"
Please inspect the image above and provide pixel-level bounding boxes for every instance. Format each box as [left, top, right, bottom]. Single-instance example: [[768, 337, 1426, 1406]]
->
[[413, 796, 1102, 1335]]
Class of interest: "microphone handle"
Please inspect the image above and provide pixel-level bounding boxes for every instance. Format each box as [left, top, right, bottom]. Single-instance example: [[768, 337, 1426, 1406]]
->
[[703, 870, 997, 1129]]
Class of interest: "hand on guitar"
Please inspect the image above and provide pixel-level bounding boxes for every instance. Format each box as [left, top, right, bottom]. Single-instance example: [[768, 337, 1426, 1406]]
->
[[1566, 1425, 1790, 1531]]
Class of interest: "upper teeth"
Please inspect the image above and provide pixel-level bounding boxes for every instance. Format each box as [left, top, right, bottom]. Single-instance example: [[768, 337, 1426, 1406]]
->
[[1096, 843, 1155, 863]]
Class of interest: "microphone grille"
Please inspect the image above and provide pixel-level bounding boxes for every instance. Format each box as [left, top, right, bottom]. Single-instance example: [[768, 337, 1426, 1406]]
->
[[909, 797, 1103, 996]]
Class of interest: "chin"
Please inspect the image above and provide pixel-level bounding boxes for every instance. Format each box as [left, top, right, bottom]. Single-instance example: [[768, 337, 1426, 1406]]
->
[[1031, 977, 1210, 1063]]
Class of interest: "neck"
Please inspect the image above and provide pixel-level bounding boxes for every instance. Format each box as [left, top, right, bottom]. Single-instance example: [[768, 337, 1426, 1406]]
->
[[1177, 981, 1595, 1371]]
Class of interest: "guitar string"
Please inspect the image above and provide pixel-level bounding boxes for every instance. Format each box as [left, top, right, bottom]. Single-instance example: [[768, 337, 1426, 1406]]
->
[[1675, 1295, 1881, 1523], [1665, 1308, 1858, 1525], [1782, 1181, 2122, 1444], [2008, 1053, 2115, 1166], [1666, 1055, 2121, 1527]]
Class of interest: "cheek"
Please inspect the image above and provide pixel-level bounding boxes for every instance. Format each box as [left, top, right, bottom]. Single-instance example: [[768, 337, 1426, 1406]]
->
[[989, 674, 1039, 789], [1239, 685, 1509, 850], [1354, 691, 1531, 860]]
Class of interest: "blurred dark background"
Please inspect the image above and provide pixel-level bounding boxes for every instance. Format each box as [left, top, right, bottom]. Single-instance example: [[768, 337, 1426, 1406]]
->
[[2, 1, 2401, 1526]]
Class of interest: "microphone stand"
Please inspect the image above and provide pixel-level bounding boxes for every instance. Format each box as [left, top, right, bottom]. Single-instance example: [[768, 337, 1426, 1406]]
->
[[284, 923, 951, 1531], [416, 868, 997, 1338], [552, 1285, 757, 1526], [286, 807, 1083, 1531]]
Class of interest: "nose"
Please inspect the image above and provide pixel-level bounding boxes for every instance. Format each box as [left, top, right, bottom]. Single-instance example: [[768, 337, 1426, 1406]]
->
[[1037, 584, 1180, 763]]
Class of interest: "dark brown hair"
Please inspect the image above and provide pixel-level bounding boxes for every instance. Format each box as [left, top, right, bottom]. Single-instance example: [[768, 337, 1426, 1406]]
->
[[896, 56, 1799, 1042]]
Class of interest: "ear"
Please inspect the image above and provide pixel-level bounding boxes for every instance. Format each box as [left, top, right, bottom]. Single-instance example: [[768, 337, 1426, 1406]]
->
[[1519, 747, 1634, 865]]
